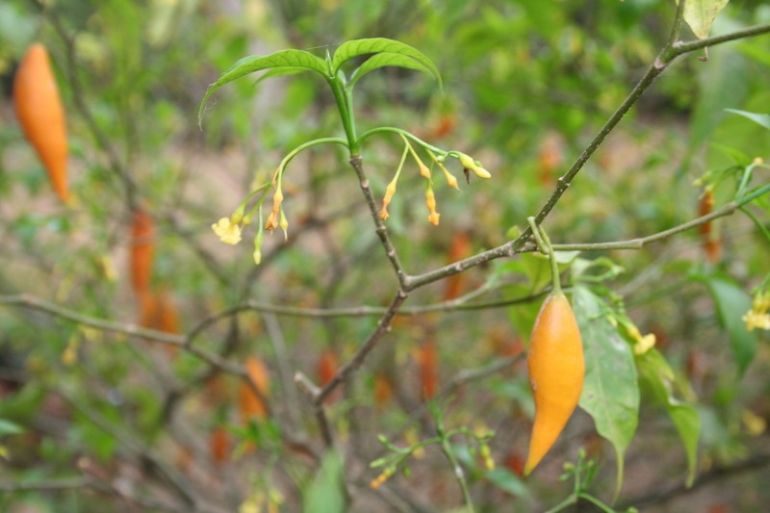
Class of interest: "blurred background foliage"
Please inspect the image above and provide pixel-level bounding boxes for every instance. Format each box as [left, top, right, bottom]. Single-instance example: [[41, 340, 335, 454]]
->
[[0, 0, 769, 512]]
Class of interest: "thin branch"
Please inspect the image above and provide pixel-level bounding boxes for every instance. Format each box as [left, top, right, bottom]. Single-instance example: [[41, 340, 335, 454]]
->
[[672, 23, 770, 55], [315, 291, 407, 405], [349, 155, 409, 288], [0, 294, 246, 378], [549, 187, 770, 251], [0, 477, 90, 492], [620, 451, 770, 509]]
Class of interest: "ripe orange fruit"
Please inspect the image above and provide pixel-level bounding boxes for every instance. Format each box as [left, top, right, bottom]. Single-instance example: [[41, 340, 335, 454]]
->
[[13, 43, 70, 203], [525, 292, 584, 474]]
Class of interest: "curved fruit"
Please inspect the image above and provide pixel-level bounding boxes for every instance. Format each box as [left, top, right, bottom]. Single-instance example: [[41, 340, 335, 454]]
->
[[239, 357, 270, 421], [130, 209, 154, 295], [525, 292, 584, 474], [13, 43, 70, 202]]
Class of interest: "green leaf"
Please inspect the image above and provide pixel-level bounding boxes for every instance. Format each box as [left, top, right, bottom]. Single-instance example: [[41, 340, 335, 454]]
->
[[573, 286, 639, 496], [486, 468, 532, 499], [680, 0, 730, 39], [725, 108, 770, 130], [350, 52, 437, 86], [331, 38, 441, 85], [303, 451, 345, 513], [198, 49, 328, 126], [699, 276, 757, 375], [0, 419, 24, 436], [637, 349, 700, 486]]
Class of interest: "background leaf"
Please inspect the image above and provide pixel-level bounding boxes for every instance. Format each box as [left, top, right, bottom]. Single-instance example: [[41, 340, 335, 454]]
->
[[573, 286, 640, 493], [637, 349, 700, 486], [699, 275, 757, 375], [725, 108, 770, 130], [303, 451, 346, 513]]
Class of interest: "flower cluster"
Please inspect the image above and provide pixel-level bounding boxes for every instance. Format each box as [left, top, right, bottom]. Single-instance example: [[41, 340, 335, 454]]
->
[[743, 291, 770, 331], [377, 136, 491, 227]]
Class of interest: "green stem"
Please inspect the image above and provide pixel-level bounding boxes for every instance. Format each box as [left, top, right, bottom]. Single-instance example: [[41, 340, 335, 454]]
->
[[527, 217, 561, 294], [278, 137, 348, 172], [578, 493, 621, 513], [358, 126, 448, 155], [328, 78, 358, 154], [439, 438, 476, 513], [543, 494, 578, 513]]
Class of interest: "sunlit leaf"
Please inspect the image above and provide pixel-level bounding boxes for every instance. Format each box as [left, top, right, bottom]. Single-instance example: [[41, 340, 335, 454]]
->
[[573, 286, 639, 495], [680, 0, 730, 39], [198, 49, 328, 126], [331, 38, 441, 85], [350, 52, 438, 86]]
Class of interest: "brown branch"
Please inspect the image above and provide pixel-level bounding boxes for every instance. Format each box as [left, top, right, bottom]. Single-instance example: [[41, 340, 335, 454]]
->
[[620, 451, 770, 509], [314, 291, 407, 405], [349, 155, 409, 288]]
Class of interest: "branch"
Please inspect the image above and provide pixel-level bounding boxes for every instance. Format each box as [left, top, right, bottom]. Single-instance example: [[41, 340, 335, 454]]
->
[[549, 185, 770, 251], [315, 291, 408, 405], [0, 294, 246, 377], [349, 155, 409, 288], [620, 451, 770, 509], [672, 23, 770, 56]]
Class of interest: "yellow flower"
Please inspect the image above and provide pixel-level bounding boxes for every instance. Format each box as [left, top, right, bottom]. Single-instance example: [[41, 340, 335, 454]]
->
[[425, 187, 440, 226], [380, 180, 397, 220], [627, 323, 656, 355], [743, 309, 770, 331], [633, 333, 656, 355], [212, 217, 242, 245], [457, 152, 491, 179]]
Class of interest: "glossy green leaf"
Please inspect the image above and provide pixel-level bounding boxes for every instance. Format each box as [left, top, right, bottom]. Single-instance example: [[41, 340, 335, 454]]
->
[[725, 108, 770, 130], [680, 0, 730, 39], [573, 286, 639, 494], [701, 276, 757, 375], [303, 451, 345, 513], [198, 49, 328, 126], [350, 52, 437, 86], [331, 38, 441, 85], [637, 349, 700, 486]]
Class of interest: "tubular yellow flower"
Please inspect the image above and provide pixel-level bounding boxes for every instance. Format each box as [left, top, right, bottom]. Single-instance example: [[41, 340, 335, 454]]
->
[[212, 217, 242, 245], [418, 161, 431, 179], [425, 187, 440, 226], [279, 209, 289, 240], [379, 179, 397, 220], [442, 166, 460, 190], [264, 211, 278, 231], [458, 152, 491, 179], [743, 310, 770, 331]]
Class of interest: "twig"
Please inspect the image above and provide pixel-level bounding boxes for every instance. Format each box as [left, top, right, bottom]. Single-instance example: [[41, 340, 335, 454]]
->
[[349, 155, 409, 288], [620, 451, 770, 509], [314, 291, 408, 405]]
